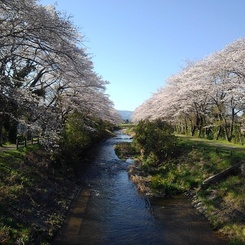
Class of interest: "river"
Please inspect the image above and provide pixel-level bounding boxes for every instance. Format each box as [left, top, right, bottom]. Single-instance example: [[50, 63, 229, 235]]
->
[[53, 131, 227, 245]]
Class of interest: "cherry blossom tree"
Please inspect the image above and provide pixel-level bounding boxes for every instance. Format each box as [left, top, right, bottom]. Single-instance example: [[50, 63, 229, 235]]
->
[[132, 38, 245, 142], [0, 0, 120, 146]]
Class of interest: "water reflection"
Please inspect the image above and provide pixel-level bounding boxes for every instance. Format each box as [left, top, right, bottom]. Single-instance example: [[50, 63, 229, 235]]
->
[[53, 131, 227, 245]]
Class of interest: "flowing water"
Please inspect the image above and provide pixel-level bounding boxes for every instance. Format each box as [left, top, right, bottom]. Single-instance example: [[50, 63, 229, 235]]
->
[[53, 131, 227, 245]]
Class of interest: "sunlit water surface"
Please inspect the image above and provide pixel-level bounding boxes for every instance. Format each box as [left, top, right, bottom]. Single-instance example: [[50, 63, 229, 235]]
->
[[53, 131, 227, 245]]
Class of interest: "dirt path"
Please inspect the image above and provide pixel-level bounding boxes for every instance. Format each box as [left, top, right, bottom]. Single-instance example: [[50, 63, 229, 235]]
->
[[178, 135, 245, 151]]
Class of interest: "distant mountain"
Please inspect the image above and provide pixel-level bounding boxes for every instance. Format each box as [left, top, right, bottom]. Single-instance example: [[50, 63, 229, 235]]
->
[[117, 110, 133, 122]]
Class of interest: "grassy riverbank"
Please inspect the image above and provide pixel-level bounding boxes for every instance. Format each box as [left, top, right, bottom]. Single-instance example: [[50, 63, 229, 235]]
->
[[0, 145, 80, 244], [0, 125, 115, 244], [115, 136, 245, 245]]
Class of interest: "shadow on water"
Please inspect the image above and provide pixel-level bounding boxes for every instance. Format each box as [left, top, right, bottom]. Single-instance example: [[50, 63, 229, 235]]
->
[[53, 131, 228, 245]]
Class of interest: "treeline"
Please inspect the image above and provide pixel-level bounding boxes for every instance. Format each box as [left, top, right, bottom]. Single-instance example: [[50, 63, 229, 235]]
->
[[132, 38, 245, 143], [0, 0, 121, 149]]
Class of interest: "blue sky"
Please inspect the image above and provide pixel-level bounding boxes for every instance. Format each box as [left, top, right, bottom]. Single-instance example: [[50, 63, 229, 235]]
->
[[39, 0, 245, 111]]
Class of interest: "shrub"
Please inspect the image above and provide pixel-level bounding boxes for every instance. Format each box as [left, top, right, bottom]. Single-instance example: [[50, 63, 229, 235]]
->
[[133, 119, 177, 165]]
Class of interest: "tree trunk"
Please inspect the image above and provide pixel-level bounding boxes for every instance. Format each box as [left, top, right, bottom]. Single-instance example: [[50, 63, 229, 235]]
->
[[191, 126, 196, 136], [0, 112, 3, 146], [227, 108, 235, 142], [216, 125, 222, 140]]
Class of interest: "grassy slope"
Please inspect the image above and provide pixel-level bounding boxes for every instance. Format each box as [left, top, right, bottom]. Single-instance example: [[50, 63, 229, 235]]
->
[[177, 136, 245, 245], [0, 145, 79, 245]]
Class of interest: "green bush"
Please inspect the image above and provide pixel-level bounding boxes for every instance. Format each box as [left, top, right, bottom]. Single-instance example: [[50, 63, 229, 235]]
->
[[133, 119, 177, 165], [62, 113, 91, 151]]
